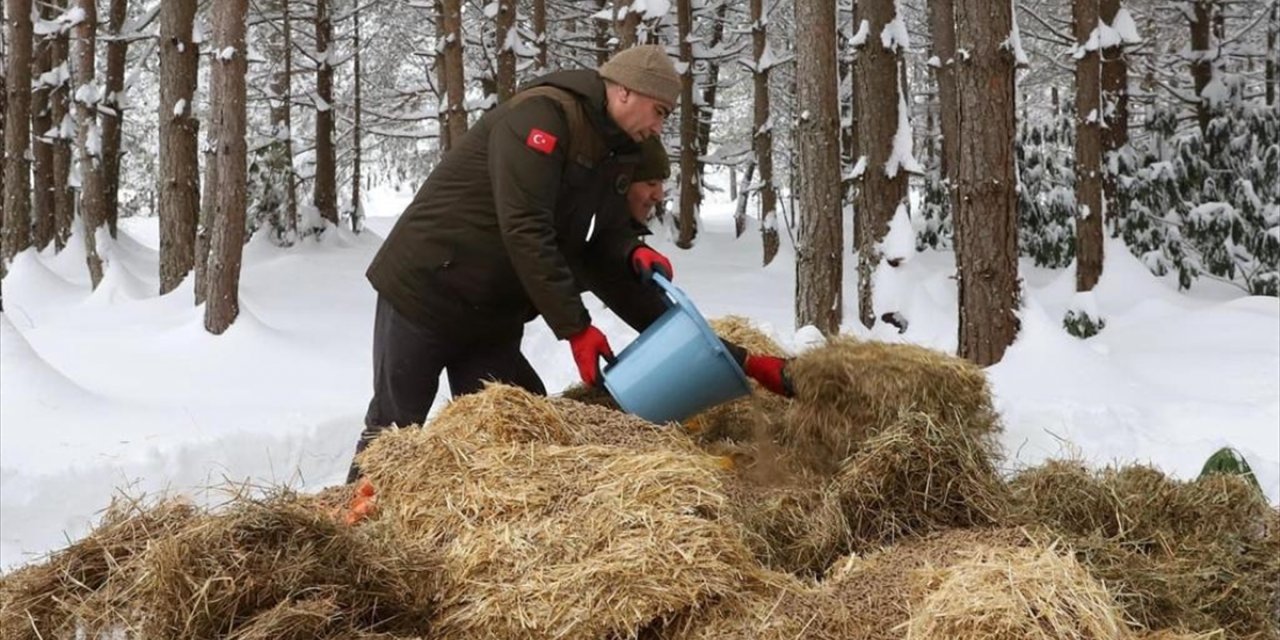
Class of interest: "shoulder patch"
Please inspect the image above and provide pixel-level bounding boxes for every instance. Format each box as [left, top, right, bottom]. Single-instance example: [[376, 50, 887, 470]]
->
[[526, 128, 558, 154]]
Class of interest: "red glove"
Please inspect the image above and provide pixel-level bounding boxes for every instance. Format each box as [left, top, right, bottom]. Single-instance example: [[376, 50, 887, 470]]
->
[[630, 245, 673, 282], [744, 354, 794, 397], [568, 325, 615, 387]]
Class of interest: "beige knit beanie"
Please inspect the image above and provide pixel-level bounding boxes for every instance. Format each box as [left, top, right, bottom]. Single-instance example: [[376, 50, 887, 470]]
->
[[598, 45, 681, 108]]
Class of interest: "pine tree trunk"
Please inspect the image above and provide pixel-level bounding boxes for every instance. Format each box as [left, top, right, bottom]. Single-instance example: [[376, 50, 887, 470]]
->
[[313, 0, 338, 226], [441, 0, 467, 147], [1189, 0, 1214, 136], [75, 0, 108, 288], [593, 0, 610, 65], [158, 0, 199, 295], [615, 0, 641, 49], [951, 0, 1019, 366], [3, 0, 33, 265], [495, 0, 516, 102], [101, 0, 128, 239], [351, 1, 363, 232], [752, 0, 778, 266], [270, 0, 297, 239], [853, 0, 909, 329], [532, 0, 547, 70], [1, 0, 6, 280], [1268, 1, 1276, 106], [676, 0, 698, 249], [1074, 0, 1104, 291], [196, 40, 221, 305], [928, 0, 958, 234], [733, 161, 754, 238], [694, 1, 728, 185], [793, 0, 842, 335], [31, 4, 56, 251], [51, 24, 72, 250], [1100, 0, 1128, 226], [433, 0, 450, 150], [204, 0, 249, 335]]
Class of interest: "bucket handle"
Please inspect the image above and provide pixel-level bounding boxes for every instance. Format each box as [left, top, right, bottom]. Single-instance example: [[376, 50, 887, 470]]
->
[[650, 272, 680, 309]]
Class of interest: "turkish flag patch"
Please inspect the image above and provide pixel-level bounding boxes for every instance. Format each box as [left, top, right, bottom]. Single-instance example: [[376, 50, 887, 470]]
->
[[526, 128, 558, 154]]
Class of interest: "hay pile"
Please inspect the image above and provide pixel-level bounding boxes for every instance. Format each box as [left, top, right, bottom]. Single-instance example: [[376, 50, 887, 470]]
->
[[0, 492, 439, 640], [832, 410, 1009, 551], [686, 316, 792, 443], [903, 541, 1131, 639], [784, 336, 1000, 473], [1009, 460, 1280, 638], [357, 384, 755, 640]]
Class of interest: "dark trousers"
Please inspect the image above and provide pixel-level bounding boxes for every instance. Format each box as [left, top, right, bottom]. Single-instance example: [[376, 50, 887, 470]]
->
[[348, 295, 545, 482]]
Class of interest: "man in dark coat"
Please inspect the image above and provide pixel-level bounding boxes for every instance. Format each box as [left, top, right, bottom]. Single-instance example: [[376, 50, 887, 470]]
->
[[349, 47, 789, 481]]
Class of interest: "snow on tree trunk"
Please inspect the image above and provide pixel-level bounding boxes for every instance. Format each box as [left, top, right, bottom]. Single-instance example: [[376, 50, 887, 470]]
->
[[1100, 0, 1129, 226], [196, 27, 222, 305], [793, 0, 842, 336], [695, 1, 729, 193], [204, 0, 249, 335], [593, 0, 610, 65], [495, 0, 516, 102], [74, 0, 108, 289], [752, 0, 778, 266], [313, 0, 338, 226], [31, 2, 57, 251], [733, 161, 754, 238], [952, 0, 1020, 366], [1074, 0, 1104, 292], [3, 0, 33, 266], [614, 0, 641, 50], [853, 0, 911, 329], [100, 0, 127, 239], [159, 0, 199, 295], [442, 0, 467, 148], [676, 0, 698, 249]]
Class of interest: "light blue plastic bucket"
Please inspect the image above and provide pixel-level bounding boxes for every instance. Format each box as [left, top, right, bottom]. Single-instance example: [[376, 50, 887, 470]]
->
[[602, 273, 751, 423]]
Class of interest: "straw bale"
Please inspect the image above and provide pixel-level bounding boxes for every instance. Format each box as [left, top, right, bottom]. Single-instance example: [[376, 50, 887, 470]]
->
[[782, 337, 1000, 473], [903, 540, 1132, 640], [0, 496, 197, 640], [559, 382, 621, 410], [1134, 632, 1225, 640], [224, 595, 342, 640], [709, 316, 789, 358], [360, 423, 755, 640], [1010, 461, 1279, 638], [831, 410, 1009, 550]]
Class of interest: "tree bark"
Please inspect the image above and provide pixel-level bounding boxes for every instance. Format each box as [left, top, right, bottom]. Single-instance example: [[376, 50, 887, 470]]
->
[[3, 0, 33, 265], [752, 0, 778, 265], [733, 161, 754, 238], [433, 0, 449, 150], [793, 0, 842, 336], [196, 30, 221, 304], [853, 0, 909, 329], [1074, 0, 1104, 291], [269, 0, 297, 239], [952, 0, 1020, 365], [1100, 0, 1128, 225], [495, 0, 516, 102], [313, 0, 337, 225], [694, 1, 729, 187], [1189, 0, 1214, 136], [1, 0, 6, 280], [351, 0, 363, 232], [532, 0, 547, 70], [101, 0, 128, 238], [31, 2, 56, 250], [204, 0, 249, 335], [594, 0, 610, 65], [928, 0, 958, 203], [51, 21, 72, 250], [75, 0, 107, 288], [1268, 1, 1276, 106], [675, 0, 698, 248], [441, 0, 467, 148], [158, 0, 199, 295]]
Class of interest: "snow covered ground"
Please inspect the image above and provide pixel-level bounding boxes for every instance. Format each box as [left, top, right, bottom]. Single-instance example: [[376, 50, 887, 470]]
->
[[2, 181, 1277, 571]]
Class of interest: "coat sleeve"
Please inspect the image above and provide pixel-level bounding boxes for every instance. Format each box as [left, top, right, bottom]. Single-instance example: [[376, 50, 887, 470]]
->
[[489, 97, 591, 339]]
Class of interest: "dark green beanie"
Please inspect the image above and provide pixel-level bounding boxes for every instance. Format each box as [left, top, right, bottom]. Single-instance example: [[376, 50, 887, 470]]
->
[[633, 137, 671, 182]]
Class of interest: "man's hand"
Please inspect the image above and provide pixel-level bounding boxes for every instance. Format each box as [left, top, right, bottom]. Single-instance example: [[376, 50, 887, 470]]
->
[[630, 245, 673, 282], [744, 354, 794, 398], [568, 325, 615, 386]]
